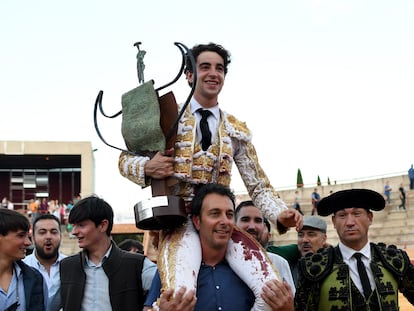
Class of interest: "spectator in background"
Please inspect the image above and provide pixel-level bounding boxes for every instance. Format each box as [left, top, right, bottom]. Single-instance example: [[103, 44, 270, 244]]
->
[[0, 208, 48, 311], [1, 197, 7, 208], [24, 214, 66, 311], [59, 203, 66, 226], [398, 183, 406, 210], [409, 164, 414, 190], [39, 198, 49, 215], [29, 198, 40, 225], [267, 216, 327, 287], [118, 238, 144, 254], [311, 188, 320, 215], [292, 190, 303, 215], [384, 181, 392, 206], [2, 197, 14, 210]]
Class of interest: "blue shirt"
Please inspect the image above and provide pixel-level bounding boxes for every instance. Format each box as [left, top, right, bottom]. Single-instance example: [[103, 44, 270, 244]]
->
[[0, 263, 26, 311], [145, 261, 255, 311], [23, 252, 66, 311]]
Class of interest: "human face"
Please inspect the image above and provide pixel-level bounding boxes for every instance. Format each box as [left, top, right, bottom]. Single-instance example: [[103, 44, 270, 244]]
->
[[0, 230, 31, 262], [297, 228, 327, 256], [236, 205, 264, 242], [332, 208, 373, 250], [71, 219, 108, 250], [186, 51, 225, 106], [33, 219, 61, 260], [192, 193, 235, 253]]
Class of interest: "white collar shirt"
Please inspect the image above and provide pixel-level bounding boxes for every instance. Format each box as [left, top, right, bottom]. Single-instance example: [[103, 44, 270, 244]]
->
[[190, 98, 220, 145], [23, 251, 66, 311], [339, 241, 375, 295]]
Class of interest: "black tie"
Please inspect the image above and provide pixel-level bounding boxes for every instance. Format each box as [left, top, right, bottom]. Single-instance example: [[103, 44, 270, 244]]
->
[[197, 109, 212, 151], [354, 252, 372, 299]]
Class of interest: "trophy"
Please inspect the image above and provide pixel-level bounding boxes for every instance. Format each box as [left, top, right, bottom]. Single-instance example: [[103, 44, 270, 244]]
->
[[94, 42, 196, 230]]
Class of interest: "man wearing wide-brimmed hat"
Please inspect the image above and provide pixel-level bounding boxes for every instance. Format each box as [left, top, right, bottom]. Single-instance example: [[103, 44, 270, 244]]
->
[[295, 189, 414, 311]]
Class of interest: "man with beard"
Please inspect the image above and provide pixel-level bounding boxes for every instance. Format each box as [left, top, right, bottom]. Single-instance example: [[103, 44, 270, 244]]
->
[[24, 214, 66, 311], [235, 200, 296, 298]]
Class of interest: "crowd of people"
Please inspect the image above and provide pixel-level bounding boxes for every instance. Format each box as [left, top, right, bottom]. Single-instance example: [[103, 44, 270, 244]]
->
[[1, 41, 413, 311], [1, 184, 413, 310]]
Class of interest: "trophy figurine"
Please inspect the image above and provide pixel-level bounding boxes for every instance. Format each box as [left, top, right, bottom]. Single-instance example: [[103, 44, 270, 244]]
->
[[122, 42, 195, 230]]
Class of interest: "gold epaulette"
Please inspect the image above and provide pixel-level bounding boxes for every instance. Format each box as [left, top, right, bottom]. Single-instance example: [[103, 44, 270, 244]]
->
[[223, 112, 251, 142]]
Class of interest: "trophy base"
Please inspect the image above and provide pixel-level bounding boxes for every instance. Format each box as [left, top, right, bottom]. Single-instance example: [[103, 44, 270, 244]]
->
[[134, 195, 187, 230]]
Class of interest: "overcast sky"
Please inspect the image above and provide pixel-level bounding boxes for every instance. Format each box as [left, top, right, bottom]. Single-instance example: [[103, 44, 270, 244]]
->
[[1, 0, 413, 222]]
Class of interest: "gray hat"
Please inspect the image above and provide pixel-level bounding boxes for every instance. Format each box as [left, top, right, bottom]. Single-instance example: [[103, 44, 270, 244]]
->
[[302, 216, 327, 233]]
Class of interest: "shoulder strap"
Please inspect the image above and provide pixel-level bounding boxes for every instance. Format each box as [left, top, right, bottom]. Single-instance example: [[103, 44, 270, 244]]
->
[[299, 246, 335, 281], [372, 242, 410, 277], [222, 111, 252, 142]]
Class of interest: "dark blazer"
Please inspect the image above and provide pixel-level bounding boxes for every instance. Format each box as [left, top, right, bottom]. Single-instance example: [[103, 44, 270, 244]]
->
[[16, 260, 46, 311]]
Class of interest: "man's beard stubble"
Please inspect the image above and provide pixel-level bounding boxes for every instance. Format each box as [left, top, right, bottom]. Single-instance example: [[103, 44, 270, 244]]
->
[[35, 244, 59, 260]]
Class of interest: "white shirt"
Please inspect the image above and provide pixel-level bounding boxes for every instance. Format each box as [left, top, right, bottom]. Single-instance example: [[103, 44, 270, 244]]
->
[[24, 251, 67, 311], [338, 241, 375, 295], [0, 263, 26, 311], [190, 98, 220, 145], [267, 252, 296, 296]]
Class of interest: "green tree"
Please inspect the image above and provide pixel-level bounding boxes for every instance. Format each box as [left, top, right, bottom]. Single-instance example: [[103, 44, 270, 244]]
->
[[317, 175, 321, 186], [297, 169, 304, 188]]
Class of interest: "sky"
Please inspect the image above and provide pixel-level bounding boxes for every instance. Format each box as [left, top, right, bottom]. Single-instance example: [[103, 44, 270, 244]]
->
[[1, 0, 413, 222]]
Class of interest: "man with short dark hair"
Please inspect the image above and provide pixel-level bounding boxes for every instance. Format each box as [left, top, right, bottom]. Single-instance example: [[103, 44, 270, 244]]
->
[[295, 189, 414, 310], [118, 238, 144, 254], [145, 184, 284, 311], [0, 208, 48, 311], [235, 200, 295, 297], [60, 195, 156, 311], [24, 214, 66, 311], [119, 42, 302, 308]]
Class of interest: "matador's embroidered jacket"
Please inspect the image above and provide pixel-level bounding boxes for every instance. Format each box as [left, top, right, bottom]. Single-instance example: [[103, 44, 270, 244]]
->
[[118, 103, 287, 225], [294, 243, 414, 311]]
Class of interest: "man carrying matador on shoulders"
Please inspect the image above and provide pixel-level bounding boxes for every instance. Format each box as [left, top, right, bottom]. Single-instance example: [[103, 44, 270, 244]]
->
[[118, 42, 303, 310]]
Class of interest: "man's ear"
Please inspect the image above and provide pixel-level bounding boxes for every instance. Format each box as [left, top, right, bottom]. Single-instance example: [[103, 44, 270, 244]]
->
[[192, 215, 200, 231], [186, 70, 194, 85], [100, 219, 109, 233]]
